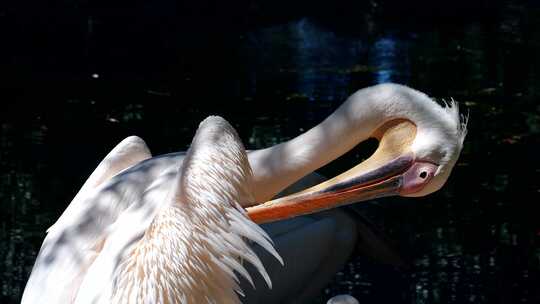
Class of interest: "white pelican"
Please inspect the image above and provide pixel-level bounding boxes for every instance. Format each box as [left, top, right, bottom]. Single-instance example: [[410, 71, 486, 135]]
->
[[22, 83, 467, 303]]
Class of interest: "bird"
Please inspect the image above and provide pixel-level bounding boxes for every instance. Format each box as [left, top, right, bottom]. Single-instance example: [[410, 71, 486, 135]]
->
[[23, 116, 284, 303], [22, 83, 467, 303], [245, 83, 467, 223]]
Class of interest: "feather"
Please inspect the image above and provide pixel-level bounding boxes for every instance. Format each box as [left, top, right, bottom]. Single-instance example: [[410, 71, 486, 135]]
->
[[75, 116, 282, 304]]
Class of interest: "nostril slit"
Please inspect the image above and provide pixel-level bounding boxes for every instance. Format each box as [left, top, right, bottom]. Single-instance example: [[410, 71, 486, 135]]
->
[[419, 171, 427, 179]]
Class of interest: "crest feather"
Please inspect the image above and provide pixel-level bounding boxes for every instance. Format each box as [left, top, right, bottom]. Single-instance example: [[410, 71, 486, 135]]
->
[[442, 98, 469, 146]]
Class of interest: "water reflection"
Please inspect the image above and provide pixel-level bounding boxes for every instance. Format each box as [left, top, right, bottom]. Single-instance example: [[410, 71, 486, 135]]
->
[[291, 18, 363, 101], [370, 36, 409, 84], [243, 18, 366, 103]]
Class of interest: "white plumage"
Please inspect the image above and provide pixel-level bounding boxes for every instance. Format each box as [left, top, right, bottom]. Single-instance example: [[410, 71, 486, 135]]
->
[[23, 117, 281, 304], [23, 83, 467, 303]]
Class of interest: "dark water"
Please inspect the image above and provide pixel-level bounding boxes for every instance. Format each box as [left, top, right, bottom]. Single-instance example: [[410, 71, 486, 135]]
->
[[1, 1, 540, 303]]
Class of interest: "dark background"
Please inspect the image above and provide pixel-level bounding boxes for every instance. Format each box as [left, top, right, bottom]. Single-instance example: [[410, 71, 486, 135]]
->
[[1, 0, 540, 303]]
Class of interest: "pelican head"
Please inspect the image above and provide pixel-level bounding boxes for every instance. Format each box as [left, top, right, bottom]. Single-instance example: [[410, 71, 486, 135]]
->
[[247, 84, 468, 223], [389, 87, 468, 197]]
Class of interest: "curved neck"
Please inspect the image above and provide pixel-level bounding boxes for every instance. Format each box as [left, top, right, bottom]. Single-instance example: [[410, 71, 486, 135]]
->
[[248, 86, 389, 202]]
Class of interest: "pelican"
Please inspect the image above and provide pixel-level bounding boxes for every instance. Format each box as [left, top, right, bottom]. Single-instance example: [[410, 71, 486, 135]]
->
[[22, 83, 467, 303]]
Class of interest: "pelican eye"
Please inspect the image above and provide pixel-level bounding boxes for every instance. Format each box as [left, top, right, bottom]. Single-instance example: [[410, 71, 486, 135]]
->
[[419, 171, 428, 179]]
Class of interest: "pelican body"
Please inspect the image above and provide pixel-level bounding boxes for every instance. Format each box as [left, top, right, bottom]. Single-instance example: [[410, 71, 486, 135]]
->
[[22, 83, 467, 303]]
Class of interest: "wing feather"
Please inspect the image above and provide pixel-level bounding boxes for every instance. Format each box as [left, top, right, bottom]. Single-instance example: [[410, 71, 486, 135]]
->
[[47, 136, 152, 234], [22, 136, 153, 304], [74, 117, 282, 304]]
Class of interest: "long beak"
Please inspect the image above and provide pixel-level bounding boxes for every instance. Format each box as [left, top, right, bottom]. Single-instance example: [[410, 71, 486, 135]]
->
[[246, 153, 414, 224], [246, 119, 418, 224]]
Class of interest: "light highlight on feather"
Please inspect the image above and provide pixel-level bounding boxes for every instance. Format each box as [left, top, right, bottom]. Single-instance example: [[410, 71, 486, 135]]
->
[[79, 116, 282, 304]]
